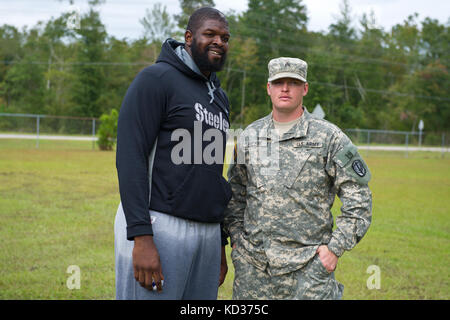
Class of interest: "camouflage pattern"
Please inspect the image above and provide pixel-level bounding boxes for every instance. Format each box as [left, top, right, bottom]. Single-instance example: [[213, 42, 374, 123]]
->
[[224, 107, 372, 299], [267, 57, 307, 82], [232, 249, 297, 300], [232, 248, 344, 300]]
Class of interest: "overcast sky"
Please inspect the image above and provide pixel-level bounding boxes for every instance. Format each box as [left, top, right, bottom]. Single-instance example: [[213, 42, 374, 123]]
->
[[0, 0, 448, 40]]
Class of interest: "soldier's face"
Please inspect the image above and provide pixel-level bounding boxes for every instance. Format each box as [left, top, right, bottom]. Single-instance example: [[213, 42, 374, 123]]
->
[[186, 19, 230, 73], [267, 78, 308, 114]]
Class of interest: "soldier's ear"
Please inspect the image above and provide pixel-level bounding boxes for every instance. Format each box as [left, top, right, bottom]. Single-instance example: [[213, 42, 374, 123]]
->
[[267, 82, 271, 96], [303, 82, 309, 96]]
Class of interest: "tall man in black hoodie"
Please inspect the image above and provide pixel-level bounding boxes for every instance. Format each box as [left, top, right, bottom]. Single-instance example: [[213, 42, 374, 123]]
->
[[114, 8, 232, 299]]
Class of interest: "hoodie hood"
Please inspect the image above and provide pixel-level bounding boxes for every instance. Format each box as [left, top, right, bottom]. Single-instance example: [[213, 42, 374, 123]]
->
[[156, 38, 221, 104]]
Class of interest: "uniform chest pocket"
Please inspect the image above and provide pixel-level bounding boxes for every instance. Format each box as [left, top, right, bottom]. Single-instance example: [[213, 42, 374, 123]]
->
[[245, 142, 278, 189], [281, 149, 312, 188], [282, 149, 327, 189], [248, 165, 275, 189]]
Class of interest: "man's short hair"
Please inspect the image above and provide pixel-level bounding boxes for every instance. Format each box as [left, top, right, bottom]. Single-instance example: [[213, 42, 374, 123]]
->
[[186, 7, 228, 34]]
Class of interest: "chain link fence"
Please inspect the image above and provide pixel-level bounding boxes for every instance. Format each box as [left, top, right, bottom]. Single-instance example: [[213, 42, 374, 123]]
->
[[0, 113, 99, 149], [345, 128, 448, 147], [0, 113, 448, 156], [345, 128, 449, 158]]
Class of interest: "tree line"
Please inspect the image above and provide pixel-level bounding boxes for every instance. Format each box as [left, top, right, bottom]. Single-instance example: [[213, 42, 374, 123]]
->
[[0, 0, 448, 139]]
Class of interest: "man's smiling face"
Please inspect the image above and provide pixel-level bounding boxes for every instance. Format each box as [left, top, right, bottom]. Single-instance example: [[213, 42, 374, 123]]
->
[[188, 19, 230, 75]]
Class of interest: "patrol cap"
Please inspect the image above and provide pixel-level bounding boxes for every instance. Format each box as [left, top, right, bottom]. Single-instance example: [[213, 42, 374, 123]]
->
[[267, 57, 307, 82]]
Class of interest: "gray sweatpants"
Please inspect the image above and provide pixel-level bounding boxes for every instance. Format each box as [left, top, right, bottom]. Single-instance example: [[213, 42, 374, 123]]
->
[[114, 203, 222, 300]]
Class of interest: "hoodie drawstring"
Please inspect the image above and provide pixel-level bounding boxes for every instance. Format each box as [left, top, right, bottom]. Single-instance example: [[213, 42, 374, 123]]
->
[[206, 81, 216, 104]]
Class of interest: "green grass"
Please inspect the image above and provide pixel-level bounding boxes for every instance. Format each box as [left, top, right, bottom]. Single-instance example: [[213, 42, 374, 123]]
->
[[0, 139, 449, 299], [0, 138, 96, 151]]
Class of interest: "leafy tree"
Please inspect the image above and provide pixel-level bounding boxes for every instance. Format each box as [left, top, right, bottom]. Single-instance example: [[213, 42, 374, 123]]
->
[[420, 17, 450, 67], [0, 25, 23, 109], [328, 0, 356, 44], [2, 26, 47, 114], [41, 15, 77, 116], [140, 3, 177, 44], [387, 61, 449, 132], [238, 0, 309, 111], [70, 2, 107, 117], [0, 0, 448, 137], [353, 11, 390, 128], [242, 0, 308, 59], [326, 0, 358, 109], [217, 11, 260, 125], [174, 0, 216, 30]]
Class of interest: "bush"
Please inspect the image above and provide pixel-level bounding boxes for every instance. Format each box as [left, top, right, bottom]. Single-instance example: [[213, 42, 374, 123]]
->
[[97, 109, 118, 151], [424, 132, 443, 146]]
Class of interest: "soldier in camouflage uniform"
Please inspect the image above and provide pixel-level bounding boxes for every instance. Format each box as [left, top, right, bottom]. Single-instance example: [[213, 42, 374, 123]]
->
[[223, 57, 372, 300]]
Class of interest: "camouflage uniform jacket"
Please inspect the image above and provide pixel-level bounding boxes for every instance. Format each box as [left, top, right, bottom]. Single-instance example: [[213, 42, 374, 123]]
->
[[224, 108, 372, 276]]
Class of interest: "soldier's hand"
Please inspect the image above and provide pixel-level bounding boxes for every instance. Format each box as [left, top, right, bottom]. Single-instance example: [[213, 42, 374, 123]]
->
[[316, 245, 338, 273], [133, 235, 164, 292]]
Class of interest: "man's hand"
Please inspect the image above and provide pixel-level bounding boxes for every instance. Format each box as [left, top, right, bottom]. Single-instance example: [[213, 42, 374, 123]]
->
[[133, 235, 164, 292], [219, 245, 228, 286], [316, 245, 338, 273]]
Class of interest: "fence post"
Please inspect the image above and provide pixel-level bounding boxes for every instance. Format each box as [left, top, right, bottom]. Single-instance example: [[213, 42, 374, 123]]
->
[[442, 133, 446, 159], [405, 133, 409, 158], [92, 118, 96, 150], [36, 115, 40, 149]]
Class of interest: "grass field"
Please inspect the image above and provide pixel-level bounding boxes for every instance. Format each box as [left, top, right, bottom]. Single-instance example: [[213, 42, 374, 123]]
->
[[0, 138, 449, 299]]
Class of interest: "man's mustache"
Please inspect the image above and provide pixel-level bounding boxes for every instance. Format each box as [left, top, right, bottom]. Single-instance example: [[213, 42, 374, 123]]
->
[[207, 45, 225, 55]]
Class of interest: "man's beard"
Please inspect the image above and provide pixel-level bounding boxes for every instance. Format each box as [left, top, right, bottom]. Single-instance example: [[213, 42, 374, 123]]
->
[[191, 39, 227, 73]]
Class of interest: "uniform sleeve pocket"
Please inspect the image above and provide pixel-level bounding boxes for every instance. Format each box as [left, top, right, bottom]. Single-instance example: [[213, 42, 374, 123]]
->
[[334, 143, 371, 185]]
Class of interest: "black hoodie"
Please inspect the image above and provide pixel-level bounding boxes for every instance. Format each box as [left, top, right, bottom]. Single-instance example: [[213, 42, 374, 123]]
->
[[116, 39, 231, 244]]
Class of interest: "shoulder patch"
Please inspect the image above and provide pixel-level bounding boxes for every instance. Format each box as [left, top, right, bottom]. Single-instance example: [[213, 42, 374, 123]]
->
[[352, 159, 367, 177], [335, 144, 371, 184], [334, 143, 358, 168]]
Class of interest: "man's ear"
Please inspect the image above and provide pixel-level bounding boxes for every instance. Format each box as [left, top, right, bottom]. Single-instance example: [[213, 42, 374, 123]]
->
[[185, 30, 193, 47], [267, 82, 271, 96], [303, 82, 309, 96]]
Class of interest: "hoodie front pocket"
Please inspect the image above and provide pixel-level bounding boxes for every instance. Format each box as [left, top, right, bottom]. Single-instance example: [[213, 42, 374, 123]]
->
[[170, 166, 232, 222]]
